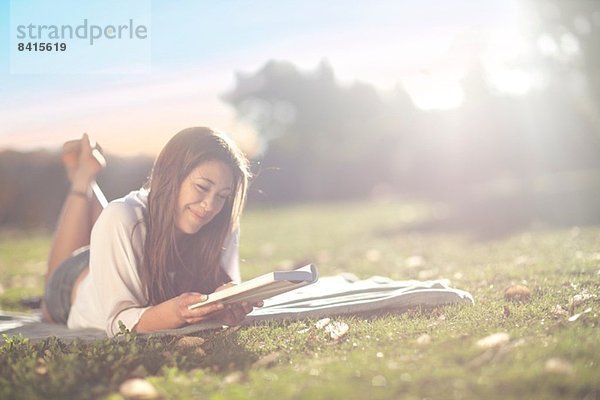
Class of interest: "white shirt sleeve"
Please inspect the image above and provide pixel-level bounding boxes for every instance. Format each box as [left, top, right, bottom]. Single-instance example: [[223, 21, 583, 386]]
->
[[220, 227, 241, 283], [88, 201, 151, 337]]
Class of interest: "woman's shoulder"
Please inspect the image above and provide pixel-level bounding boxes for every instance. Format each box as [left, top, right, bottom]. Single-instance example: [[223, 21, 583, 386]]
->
[[100, 189, 148, 227]]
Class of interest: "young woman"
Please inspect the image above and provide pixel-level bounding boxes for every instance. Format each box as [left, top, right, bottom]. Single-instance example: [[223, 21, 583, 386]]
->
[[42, 127, 259, 336]]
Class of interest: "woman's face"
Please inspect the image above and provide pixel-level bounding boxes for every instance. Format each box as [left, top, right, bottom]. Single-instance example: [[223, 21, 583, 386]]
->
[[176, 160, 234, 235]]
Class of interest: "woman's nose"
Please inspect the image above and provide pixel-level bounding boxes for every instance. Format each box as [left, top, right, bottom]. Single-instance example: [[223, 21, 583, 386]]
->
[[201, 195, 215, 212]]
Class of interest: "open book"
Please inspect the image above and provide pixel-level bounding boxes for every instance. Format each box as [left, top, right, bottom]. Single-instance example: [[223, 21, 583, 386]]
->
[[188, 264, 319, 310]]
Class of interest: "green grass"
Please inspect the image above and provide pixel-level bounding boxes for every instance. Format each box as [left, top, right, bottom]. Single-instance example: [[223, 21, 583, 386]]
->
[[1, 199, 599, 399]]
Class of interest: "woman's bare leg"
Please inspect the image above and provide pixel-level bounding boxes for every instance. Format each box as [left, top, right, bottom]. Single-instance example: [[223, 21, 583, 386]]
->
[[46, 134, 106, 280], [42, 134, 106, 322]]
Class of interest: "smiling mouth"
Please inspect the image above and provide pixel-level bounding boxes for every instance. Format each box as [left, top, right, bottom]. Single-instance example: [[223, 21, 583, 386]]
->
[[189, 207, 208, 220]]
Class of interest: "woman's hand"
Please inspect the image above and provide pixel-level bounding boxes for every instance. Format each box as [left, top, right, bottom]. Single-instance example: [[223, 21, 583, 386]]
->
[[209, 283, 264, 326], [134, 292, 225, 332], [173, 292, 225, 325]]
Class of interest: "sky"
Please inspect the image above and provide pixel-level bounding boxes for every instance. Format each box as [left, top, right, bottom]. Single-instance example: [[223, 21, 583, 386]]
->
[[0, 0, 526, 157]]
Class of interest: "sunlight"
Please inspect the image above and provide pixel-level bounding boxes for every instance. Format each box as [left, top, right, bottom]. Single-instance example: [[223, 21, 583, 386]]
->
[[482, 13, 536, 96], [404, 76, 465, 110], [489, 68, 534, 96], [0, 0, 543, 152]]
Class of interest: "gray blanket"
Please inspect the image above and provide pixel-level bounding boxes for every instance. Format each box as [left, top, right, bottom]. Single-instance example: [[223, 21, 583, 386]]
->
[[1, 274, 473, 342]]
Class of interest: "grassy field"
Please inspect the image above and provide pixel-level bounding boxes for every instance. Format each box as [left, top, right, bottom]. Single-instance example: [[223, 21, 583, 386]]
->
[[1, 199, 599, 399]]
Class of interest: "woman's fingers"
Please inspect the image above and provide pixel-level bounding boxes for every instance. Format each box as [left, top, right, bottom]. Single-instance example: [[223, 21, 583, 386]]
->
[[63, 139, 81, 155], [254, 300, 264, 308], [181, 303, 224, 324], [177, 293, 260, 327], [178, 292, 225, 324], [240, 301, 254, 314], [215, 302, 255, 326], [219, 306, 244, 326]]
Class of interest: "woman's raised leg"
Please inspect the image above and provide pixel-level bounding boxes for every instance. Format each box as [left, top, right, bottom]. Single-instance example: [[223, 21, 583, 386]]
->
[[45, 134, 106, 284], [42, 134, 106, 322]]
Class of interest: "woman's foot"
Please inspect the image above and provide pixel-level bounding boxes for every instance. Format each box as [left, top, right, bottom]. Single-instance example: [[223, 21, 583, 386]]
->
[[62, 134, 106, 187], [62, 139, 81, 181]]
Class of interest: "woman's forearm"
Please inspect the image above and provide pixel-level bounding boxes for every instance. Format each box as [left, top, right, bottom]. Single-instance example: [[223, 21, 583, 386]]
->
[[132, 292, 225, 333], [133, 298, 183, 332]]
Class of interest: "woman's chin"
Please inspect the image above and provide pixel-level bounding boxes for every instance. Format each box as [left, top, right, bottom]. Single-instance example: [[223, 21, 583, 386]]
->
[[175, 223, 203, 236]]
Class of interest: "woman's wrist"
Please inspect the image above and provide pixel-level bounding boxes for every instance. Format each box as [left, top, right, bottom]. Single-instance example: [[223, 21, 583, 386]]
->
[[69, 189, 90, 199], [134, 299, 186, 332]]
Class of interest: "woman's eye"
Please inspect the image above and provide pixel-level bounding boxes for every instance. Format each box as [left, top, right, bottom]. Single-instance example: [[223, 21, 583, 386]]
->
[[196, 185, 209, 192]]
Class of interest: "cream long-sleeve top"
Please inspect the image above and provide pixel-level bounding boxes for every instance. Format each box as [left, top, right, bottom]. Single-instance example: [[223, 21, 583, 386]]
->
[[67, 189, 240, 337]]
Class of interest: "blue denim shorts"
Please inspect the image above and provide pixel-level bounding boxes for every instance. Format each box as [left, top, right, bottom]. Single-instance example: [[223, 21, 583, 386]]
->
[[43, 246, 90, 324]]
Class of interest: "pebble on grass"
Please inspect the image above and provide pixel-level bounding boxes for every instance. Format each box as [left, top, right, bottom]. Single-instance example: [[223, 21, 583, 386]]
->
[[174, 336, 205, 349], [252, 352, 280, 369], [174, 336, 206, 356], [34, 358, 47, 375], [551, 304, 569, 317], [315, 318, 331, 329], [224, 371, 244, 384], [504, 285, 531, 302], [545, 358, 575, 375], [416, 334, 432, 346], [476, 332, 510, 349], [324, 321, 349, 341], [119, 378, 160, 400]]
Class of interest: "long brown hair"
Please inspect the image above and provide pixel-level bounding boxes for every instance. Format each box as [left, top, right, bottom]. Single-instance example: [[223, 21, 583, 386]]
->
[[139, 127, 250, 305]]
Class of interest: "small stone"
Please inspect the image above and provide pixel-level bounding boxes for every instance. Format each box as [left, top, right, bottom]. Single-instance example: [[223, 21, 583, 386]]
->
[[252, 352, 280, 369], [224, 371, 243, 384], [416, 334, 432, 346], [34, 364, 48, 375], [476, 332, 510, 349], [315, 318, 331, 329], [545, 358, 574, 375], [504, 285, 531, 302], [175, 336, 205, 349], [324, 321, 349, 341], [119, 378, 160, 400], [551, 305, 569, 317], [34, 358, 47, 375]]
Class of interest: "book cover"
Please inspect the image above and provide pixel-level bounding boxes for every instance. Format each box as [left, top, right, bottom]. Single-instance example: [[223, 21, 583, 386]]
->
[[188, 264, 318, 309]]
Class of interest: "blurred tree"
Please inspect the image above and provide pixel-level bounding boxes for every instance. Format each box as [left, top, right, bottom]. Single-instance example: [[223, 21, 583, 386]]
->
[[223, 54, 600, 235], [0, 150, 152, 229], [521, 0, 600, 133], [223, 60, 416, 202]]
